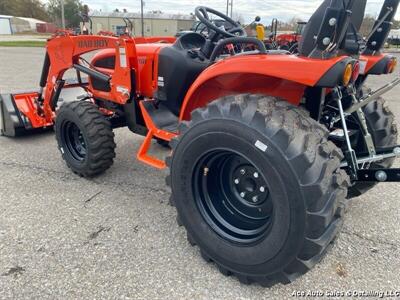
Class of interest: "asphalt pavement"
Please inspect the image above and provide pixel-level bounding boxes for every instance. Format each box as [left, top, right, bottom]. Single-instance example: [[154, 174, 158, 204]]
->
[[0, 47, 399, 299]]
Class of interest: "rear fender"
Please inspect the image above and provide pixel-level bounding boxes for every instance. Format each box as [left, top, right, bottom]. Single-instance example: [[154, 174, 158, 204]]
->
[[179, 54, 352, 120], [360, 54, 393, 75]]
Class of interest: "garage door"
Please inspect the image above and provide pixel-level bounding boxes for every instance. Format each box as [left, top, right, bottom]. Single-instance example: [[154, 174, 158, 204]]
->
[[0, 18, 12, 35]]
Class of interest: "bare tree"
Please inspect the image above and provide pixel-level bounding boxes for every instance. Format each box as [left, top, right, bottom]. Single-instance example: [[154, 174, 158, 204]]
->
[[360, 14, 376, 37]]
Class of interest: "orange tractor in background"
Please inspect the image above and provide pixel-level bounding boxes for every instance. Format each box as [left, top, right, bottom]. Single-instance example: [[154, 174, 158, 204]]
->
[[252, 17, 306, 51], [1, 1, 399, 286], [276, 21, 307, 51]]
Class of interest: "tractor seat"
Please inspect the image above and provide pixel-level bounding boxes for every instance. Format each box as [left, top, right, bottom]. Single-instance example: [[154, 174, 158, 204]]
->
[[156, 33, 209, 116], [173, 32, 207, 50]]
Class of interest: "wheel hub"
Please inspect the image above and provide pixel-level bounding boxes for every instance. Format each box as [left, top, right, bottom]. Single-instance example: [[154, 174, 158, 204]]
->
[[194, 151, 274, 244], [62, 121, 87, 161], [232, 165, 269, 205]]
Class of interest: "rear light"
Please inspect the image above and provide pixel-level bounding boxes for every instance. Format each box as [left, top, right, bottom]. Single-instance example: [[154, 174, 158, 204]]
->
[[387, 57, 397, 73], [342, 63, 353, 86], [351, 61, 360, 82]]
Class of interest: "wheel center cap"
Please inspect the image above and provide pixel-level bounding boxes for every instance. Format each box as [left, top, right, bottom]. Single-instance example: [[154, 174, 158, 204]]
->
[[243, 178, 256, 193]]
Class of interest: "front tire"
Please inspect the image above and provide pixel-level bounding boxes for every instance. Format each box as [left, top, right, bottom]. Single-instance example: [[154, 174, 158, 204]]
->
[[166, 95, 350, 286], [55, 101, 116, 177]]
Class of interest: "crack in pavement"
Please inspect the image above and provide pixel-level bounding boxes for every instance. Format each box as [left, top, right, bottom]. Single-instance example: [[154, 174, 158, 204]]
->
[[0, 160, 170, 196], [84, 191, 102, 208], [0, 161, 74, 177], [88, 225, 111, 240], [1, 266, 25, 277], [342, 230, 398, 249]]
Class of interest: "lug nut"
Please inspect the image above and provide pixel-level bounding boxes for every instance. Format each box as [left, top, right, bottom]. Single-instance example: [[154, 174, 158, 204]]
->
[[240, 169, 246, 175], [240, 192, 246, 198], [260, 186, 265, 192], [252, 196, 258, 203], [253, 172, 259, 178], [234, 179, 240, 185]]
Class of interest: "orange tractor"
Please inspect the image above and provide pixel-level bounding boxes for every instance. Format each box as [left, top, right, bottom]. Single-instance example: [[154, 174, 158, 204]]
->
[[1, 1, 399, 286], [263, 19, 307, 51]]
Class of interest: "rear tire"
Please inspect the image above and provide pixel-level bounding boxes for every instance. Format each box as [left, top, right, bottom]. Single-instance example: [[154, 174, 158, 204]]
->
[[347, 95, 398, 199], [166, 95, 350, 286], [55, 101, 116, 177]]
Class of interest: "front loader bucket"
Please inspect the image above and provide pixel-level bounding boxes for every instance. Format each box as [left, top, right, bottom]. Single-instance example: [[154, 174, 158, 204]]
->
[[0, 93, 52, 137]]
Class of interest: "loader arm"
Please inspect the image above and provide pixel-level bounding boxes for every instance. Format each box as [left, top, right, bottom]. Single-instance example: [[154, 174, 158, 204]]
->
[[39, 34, 138, 123]]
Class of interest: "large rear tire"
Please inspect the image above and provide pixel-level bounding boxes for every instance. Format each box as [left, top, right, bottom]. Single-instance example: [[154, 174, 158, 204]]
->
[[166, 95, 350, 286], [347, 95, 398, 199], [55, 101, 116, 177]]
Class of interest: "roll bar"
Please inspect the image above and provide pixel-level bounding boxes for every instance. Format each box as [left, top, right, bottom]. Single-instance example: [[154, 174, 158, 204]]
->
[[308, 0, 356, 58], [364, 0, 400, 55]]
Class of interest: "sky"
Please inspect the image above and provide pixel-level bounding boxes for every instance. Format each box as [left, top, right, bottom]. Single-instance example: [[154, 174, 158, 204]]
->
[[76, 0, 400, 23]]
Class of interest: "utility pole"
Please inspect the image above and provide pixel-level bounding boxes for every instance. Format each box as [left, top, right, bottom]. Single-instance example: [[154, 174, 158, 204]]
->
[[141, 0, 144, 37], [226, 0, 233, 18], [61, 0, 65, 29]]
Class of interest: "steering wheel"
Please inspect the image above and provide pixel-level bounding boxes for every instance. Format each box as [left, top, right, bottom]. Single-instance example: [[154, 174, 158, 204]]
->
[[195, 6, 246, 38]]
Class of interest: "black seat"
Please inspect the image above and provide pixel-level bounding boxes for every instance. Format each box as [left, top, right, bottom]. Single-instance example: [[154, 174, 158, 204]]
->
[[173, 32, 206, 50], [156, 33, 209, 116]]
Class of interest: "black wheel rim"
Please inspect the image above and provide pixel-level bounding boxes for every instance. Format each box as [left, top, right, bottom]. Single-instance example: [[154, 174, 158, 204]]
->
[[193, 150, 273, 244], [61, 121, 87, 161]]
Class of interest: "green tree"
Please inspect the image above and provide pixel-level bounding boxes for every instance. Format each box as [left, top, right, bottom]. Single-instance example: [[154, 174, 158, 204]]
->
[[0, 0, 49, 21], [47, 0, 84, 28]]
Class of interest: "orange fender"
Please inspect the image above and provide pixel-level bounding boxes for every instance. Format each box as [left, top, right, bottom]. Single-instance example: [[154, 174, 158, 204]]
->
[[179, 54, 349, 121]]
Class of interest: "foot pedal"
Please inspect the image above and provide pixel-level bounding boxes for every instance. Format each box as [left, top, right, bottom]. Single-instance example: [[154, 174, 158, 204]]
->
[[137, 100, 178, 169]]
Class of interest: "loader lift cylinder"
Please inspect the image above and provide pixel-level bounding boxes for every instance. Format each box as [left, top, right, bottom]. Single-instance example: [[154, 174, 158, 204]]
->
[[39, 52, 51, 102]]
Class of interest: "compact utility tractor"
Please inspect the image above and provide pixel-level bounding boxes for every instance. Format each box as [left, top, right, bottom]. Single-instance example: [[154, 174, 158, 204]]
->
[[1, 1, 400, 286], [270, 20, 307, 52], [252, 18, 306, 52]]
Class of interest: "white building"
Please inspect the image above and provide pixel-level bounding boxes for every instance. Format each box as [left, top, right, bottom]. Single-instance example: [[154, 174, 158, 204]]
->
[[389, 29, 400, 38], [88, 11, 195, 36], [14, 17, 46, 32], [0, 15, 47, 34], [0, 15, 12, 35]]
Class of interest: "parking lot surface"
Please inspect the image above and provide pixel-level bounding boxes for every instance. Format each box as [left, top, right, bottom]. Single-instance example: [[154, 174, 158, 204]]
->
[[0, 47, 399, 299]]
